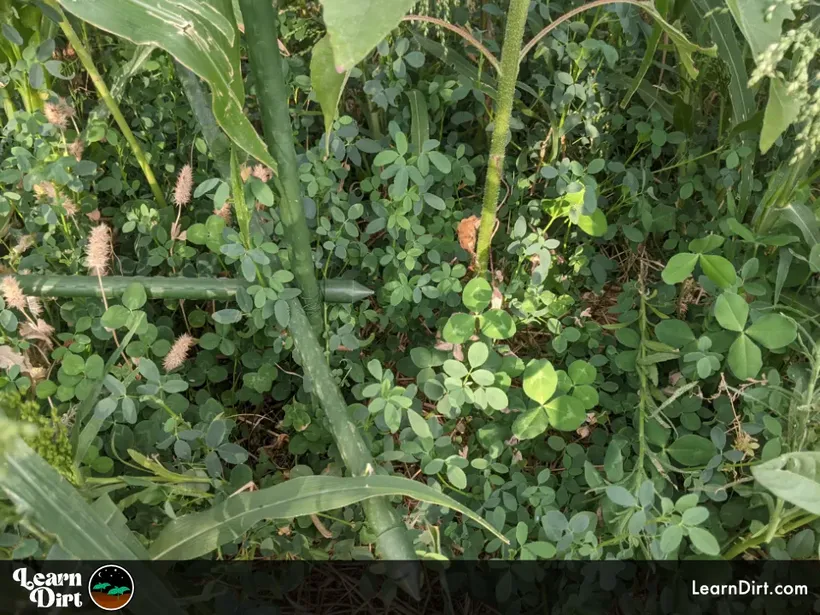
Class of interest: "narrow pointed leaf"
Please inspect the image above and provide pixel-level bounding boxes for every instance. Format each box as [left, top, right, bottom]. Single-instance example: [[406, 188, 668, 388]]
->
[[149, 475, 505, 559], [311, 36, 350, 153]]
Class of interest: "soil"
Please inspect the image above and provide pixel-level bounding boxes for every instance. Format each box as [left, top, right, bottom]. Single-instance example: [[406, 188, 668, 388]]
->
[[90, 592, 131, 609]]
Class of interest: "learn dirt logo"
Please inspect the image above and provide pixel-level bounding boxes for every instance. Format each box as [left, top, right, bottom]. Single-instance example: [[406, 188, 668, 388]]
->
[[87, 565, 134, 611]]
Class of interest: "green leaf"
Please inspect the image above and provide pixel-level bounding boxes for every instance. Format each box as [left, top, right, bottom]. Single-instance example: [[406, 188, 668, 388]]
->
[[661, 252, 698, 285], [606, 485, 637, 508], [442, 313, 475, 344], [428, 151, 451, 174], [274, 300, 290, 328], [512, 407, 549, 440], [462, 278, 492, 312], [714, 293, 748, 332], [0, 443, 185, 615], [479, 310, 516, 340], [576, 209, 607, 237], [660, 525, 683, 554], [682, 506, 710, 526], [779, 203, 820, 247], [699, 254, 737, 289], [310, 36, 350, 151], [101, 305, 131, 330], [213, 309, 242, 324], [406, 90, 429, 153], [728, 334, 762, 380], [568, 360, 596, 385], [691, 0, 756, 211], [645, 5, 717, 80], [91, 494, 151, 559], [57, 0, 275, 169], [523, 359, 557, 405], [760, 78, 800, 154], [752, 453, 820, 515], [62, 352, 85, 376], [446, 465, 467, 490], [485, 387, 509, 411], [687, 527, 720, 556], [572, 385, 599, 410], [407, 409, 432, 440], [655, 319, 695, 348], [149, 474, 505, 558], [138, 358, 161, 382], [726, 0, 793, 57], [467, 342, 489, 369], [688, 234, 724, 254], [522, 541, 556, 559], [319, 0, 418, 71], [2, 24, 23, 46], [667, 435, 715, 466], [544, 395, 586, 432], [725, 0, 796, 152], [746, 314, 796, 349], [121, 282, 147, 310]]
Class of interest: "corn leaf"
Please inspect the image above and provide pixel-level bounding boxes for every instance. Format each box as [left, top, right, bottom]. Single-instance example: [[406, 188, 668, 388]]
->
[[320, 0, 419, 72], [311, 36, 350, 156], [149, 474, 506, 559], [55, 0, 275, 168]]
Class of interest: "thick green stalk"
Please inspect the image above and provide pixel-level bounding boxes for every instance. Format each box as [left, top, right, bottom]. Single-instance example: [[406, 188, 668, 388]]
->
[[238, 0, 323, 332], [175, 61, 231, 178], [53, 7, 167, 207], [474, 0, 529, 274], [14, 275, 373, 303], [287, 299, 420, 593]]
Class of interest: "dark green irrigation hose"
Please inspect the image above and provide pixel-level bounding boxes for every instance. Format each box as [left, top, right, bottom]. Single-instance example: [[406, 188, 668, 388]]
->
[[14, 275, 373, 304]]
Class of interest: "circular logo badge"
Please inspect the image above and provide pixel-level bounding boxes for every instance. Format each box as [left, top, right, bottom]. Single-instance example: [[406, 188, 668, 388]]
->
[[87, 564, 134, 611]]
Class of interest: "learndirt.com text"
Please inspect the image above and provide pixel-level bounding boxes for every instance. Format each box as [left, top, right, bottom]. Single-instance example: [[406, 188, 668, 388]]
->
[[692, 580, 809, 597]]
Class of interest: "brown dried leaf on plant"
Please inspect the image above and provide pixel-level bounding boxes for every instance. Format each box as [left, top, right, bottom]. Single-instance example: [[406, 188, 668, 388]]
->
[[20, 319, 55, 349], [43, 97, 75, 130], [214, 202, 232, 225], [0, 345, 32, 373], [457, 215, 481, 265]]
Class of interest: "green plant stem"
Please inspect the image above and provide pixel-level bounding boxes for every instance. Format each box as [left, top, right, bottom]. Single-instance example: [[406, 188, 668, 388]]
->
[[238, 0, 323, 332], [401, 15, 500, 73], [793, 342, 820, 451], [519, 0, 651, 62], [634, 279, 649, 485], [52, 6, 167, 207], [86, 45, 155, 128], [723, 512, 820, 560], [764, 498, 784, 544], [474, 0, 529, 274], [286, 298, 420, 594]]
